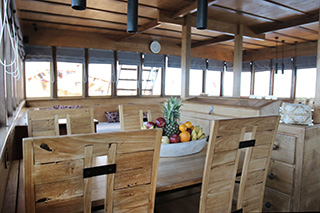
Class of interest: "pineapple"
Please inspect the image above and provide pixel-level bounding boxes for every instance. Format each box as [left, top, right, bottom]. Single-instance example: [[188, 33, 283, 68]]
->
[[162, 97, 182, 137]]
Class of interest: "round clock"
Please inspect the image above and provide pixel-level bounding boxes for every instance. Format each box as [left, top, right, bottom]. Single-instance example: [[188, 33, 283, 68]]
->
[[150, 41, 161, 54]]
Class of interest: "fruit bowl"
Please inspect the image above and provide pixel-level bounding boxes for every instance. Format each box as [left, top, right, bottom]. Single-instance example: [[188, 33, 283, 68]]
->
[[160, 137, 208, 157]]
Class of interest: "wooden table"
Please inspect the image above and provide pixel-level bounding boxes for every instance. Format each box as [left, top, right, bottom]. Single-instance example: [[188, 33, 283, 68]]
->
[[156, 145, 207, 193]]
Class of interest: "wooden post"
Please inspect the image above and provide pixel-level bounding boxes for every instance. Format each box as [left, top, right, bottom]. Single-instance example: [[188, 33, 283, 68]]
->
[[233, 25, 243, 97], [83, 48, 89, 98], [52, 46, 58, 99], [314, 9, 320, 123], [181, 15, 191, 99], [161, 55, 166, 96]]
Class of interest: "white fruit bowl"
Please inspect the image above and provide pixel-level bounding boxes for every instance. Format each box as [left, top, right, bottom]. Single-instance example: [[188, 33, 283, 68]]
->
[[160, 137, 208, 157]]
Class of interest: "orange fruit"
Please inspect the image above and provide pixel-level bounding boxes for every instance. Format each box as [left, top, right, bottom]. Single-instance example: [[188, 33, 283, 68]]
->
[[184, 121, 192, 129], [179, 124, 187, 132], [179, 131, 191, 142]]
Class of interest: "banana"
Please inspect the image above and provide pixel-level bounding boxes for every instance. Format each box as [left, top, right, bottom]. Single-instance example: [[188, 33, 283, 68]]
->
[[191, 130, 197, 140], [198, 133, 205, 140], [197, 128, 203, 139]]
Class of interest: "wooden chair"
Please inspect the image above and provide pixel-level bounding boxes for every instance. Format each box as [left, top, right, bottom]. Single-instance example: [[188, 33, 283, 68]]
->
[[23, 129, 163, 213], [66, 108, 95, 135], [200, 115, 280, 213], [27, 110, 60, 137], [119, 104, 163, 130]]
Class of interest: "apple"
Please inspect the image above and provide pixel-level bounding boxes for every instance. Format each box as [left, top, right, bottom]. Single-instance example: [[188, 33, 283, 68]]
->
[[146, 121, 155, 129], [169, 134, 180, 143], [187, 128, 192, 134], [161, 136, 170, 144], [155, 117, 166, 128]]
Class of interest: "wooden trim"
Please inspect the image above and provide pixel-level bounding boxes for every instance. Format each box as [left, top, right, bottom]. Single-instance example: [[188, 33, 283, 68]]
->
[[83, 145, 93, 213]]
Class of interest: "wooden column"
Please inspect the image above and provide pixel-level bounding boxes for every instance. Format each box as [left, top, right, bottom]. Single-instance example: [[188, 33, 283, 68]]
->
[[181, 15, 191, 99], [314, 9, 320, 123], [233, 25, 243, 97], [52, 46, 57, 99], [83, 48, 89, 98]]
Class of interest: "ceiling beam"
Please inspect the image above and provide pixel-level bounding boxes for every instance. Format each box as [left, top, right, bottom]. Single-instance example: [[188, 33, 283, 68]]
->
[[172, 0, 216, 18], [159, 12, 265, 39], [119, 20, 161, 40], [191, 35, 234, 48], [251, 10, 319, 34]]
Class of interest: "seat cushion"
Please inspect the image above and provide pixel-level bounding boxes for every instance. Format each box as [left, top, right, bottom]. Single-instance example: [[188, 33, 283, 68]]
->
[[105, 111, 120, 123], [280, 103, 312, 125]]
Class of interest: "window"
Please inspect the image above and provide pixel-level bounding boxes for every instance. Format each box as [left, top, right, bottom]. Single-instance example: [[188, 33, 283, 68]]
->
[[206, 70, 221, 96], [117, 65, 138, 96], [88, 64, 112, 96], [189, 69, 203, 96], [25, 61, 51, 98], [296, 68, 316, 99], [241, 72, 251, 97], [57, 62, 83, 97], [142, 67, 161, 95], [223, 71, 233, 96], [273, 70, 292, 98], [165, 67, 181, 96], [254, 71, 270, 97]]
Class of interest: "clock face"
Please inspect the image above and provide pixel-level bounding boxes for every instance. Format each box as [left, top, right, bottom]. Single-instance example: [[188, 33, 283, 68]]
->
[[150, 41, 161, 54]]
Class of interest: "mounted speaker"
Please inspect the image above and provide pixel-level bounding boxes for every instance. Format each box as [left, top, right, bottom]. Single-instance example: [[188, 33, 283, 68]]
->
[[71, 0, 86, 10], [127, 0, 138, 33], [197, 0, 208, 30]]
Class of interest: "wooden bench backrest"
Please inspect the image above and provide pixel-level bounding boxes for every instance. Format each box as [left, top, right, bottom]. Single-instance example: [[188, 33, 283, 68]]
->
[[27, 108, 94, 136], [200, 115, 279, 213], [66, 108, 95, 135], [119, 104, 163, 130], [27, 111, 60, 137], [23, 129, 162, 213]]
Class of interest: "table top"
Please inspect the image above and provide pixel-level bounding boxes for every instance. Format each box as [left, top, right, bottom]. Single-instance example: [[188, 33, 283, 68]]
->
[[156, 145, 207, 193]]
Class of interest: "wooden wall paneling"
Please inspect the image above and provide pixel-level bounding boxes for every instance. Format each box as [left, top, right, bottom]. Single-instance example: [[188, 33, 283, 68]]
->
[[181, 15, 191, 99], [233, 25, 243, 97], [314, 10, 320, 123]]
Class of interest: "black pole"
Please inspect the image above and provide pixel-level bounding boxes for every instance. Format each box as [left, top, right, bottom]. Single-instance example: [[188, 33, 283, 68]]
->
[[127, 0, 138, 33], [197, 0, 208, 30], [71, 0, 86, 10]]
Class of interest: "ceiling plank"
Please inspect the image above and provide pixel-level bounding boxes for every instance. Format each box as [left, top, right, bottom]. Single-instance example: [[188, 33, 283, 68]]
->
[[251, 10, 319, 34], [262, 0, 312, 16], [119, 20, 161, 40], [172, 0, 217, 18], [191, 35, 233, 48], [159, 12, 265, 39]]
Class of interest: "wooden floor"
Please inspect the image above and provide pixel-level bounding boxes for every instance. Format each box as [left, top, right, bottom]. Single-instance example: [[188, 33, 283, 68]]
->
[[2, 160, 201, 213]]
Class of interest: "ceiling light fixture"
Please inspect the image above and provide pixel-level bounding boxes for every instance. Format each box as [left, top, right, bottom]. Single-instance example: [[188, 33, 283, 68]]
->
[[197, 0, 208, 30], [127, 0, 138, 33], [71, 0, 86, 10], [275, 37, 278, 74]]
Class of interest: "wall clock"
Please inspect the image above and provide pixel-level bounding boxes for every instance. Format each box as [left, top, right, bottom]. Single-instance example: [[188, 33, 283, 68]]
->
[[150, 41, 161, 54]]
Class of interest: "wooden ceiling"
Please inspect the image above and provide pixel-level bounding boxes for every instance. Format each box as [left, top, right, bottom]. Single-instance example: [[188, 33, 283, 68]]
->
[[15, 0, 320, 61]]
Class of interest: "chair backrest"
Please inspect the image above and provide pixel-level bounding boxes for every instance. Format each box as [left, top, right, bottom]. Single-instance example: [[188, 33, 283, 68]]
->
[[23, 129, 162, 213], [199, 115, 279, 213], [66, 108, 95, 135], [119, 104, 163, 130], [27, 110, 60, 137]]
